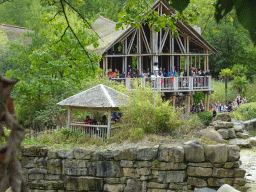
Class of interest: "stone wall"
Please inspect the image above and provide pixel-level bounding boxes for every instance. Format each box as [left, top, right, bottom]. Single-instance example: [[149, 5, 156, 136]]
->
[[21, 142, 247, 192]]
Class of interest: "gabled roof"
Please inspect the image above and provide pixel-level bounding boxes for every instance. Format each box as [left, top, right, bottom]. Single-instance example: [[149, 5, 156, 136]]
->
[[57, 84, 128, 109], [87, 15, 129, 55], [87, 0, 217, 54]]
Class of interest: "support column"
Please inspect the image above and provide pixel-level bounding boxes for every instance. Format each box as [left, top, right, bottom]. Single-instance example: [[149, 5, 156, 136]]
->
[[137, 29, 142, 74], [152, 29, 159, 73], [103, 57, 106, 76], [67, 107, 70, 129], [187, 94, 191, 113], [207, 92, 211, 111], [186, 36, 190, 77], [106, 57, 108, 74], [204, 93, 207, 111], [206, 50, 209, 71], [199, 56, 201, 69], [204, 50, 206, 71], [124, 39, 127, 75], [195, 55, 197, 69], [107, 110, 111, 138]]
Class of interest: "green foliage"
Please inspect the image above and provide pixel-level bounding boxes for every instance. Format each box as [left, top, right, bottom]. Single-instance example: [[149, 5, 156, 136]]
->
[[120, 86, 183, 134], [198, 111, 213, 126], [232, 102, 256, 121], [193, 92, 204, 106]]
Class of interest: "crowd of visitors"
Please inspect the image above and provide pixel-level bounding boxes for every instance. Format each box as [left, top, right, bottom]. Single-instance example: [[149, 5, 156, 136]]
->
[[106, 65, 212, 80], [209, 95, 247, 112]]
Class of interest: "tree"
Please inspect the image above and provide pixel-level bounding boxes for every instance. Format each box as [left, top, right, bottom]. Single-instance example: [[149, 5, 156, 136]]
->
[[232, 76, 248, 97], [219, 68, 233, 104]]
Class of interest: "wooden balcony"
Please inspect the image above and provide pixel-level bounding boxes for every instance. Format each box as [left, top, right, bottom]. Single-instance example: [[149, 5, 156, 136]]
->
[[110, 76, 212, 93]]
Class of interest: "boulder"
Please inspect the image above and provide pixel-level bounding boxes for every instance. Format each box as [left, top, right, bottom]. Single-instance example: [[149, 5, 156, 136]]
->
[[113, 148, 137, 161], [229, 139, 252, 148], [183, 141, 205, 162], [215, 113, 231, 122], [228, 129, 236, 139], [248, 137, 256, 146], [73, 148, 93, 160], [204, 145, 228, 163], [227, 145, 240, 161], [233, 126, 243, 133], [57, 149, 74, 159], [236, 132, 250, 139], [213, 121, 234, 130], [217, 184, 240, 192], [198, 128, 226, 143], [217, 129, 229, 139]]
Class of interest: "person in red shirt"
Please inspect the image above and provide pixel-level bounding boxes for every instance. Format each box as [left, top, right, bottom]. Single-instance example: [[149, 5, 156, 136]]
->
[[84, 116, 92, 133]]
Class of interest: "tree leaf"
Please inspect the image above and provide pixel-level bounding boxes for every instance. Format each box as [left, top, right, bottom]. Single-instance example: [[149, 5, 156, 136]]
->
[[234, 0, 256, 45], [169, 0, 190, 13], [215, 0, 235, 23]]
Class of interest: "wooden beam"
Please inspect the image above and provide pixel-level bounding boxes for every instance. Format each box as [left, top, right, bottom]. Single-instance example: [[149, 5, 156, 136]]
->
[[107, 110, 111, 138], [159, 28, 170, 53], [67, 107, 70, 129], [141, 27, 152, 54], [104, 53, 210, 57], [127, 31, 137, 54]]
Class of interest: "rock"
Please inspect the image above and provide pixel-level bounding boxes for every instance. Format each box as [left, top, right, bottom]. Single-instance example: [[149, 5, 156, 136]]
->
[[87, 161, 122, 177], [147, 182, 168, 189], [137, 168, 151, 176], [183, 141, 205, 162], [236, 132, 250, 139], [120, 160, 133, 168], [64, 176, 103, 191], [194, 187, 217, 192], [233, 126, 243, 132], [158, 145, 184, 162], [229, 139, 252, 148], [104, 177, 128, 184], [123, 168, 136, 177], [137, 146, 158, 161], [92, 150, 114, 160], [215, 113, 232, 122], [227, 145, 240, 161], [158, 171, 187, 183], [22, 146, 48, 157], [234, 168, 246, 178], [187, 166, 212, 177], [217, 184, 240, 192], [207, 178, 234, 187], [124, 179, 142, 192], [104, 184, 125, 192], [47, 151, 58, 159], [248, 137, 256, 146], [213, 121, 234, 130], [28, 168, 47, 174], [233, 178, 246, 185], [57, 149, 74, 159], [169, 183, 191, 190], [204, 144, 228, 163], [228, 129, 236, 139], [134, 161, 151, 168], [113, 148, 137, 161], [217, 129, 229, 139], [187, 177, 207, 187], [73, 148, 92, 160], [198, 128, 225, 143], [47, 159, 62, 175]]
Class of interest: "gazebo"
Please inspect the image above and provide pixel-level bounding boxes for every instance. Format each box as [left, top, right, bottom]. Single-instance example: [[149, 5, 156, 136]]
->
[[57, 84, 128, 139]]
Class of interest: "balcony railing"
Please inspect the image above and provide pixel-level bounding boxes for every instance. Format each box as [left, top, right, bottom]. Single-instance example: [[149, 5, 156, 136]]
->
[[110, 76, 211, 92]]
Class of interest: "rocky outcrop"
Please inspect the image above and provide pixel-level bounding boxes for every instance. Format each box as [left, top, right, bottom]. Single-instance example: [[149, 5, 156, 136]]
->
[[20, 143, 247, 192], [215, 113, 232, 122]]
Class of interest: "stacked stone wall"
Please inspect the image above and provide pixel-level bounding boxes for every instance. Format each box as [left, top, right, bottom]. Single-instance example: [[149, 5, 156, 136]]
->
[[21, 143, 247, 192]]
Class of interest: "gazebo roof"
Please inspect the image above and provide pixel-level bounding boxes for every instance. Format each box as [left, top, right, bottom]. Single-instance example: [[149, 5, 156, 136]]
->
[[57, 84, 128, 109]]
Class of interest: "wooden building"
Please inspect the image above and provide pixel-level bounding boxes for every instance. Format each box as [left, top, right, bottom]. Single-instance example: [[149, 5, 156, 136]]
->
[[87, 0, 217, 112]]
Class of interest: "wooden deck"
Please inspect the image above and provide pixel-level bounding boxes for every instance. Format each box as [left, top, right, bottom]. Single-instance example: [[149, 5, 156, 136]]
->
[[110, 76, 212, 93]]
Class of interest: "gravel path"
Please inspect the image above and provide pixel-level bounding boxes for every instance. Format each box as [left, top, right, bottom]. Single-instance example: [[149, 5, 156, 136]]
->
[[240, 149, 256, 191]]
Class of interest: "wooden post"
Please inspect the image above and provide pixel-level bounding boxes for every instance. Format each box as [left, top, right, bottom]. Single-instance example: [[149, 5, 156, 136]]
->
[[103, 57, 106, 76], [173, 95, 176, 107], [67, 107, 70, 129], [207, 92, 211, 111], [106, 57, 108, 74], [204, 93, 207, 111], [187, 94, 191, 113], [124, 39, 127, 75], [199, 55, 201, 69], [187, 36, 189, 77], [204, 50, 206, 71], [195, 55, 197, 69], [107, 110, 111, 138], [206, 50, 209, 71]]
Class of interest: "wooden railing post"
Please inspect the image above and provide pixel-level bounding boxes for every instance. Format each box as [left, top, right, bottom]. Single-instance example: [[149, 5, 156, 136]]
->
[[157, 77, 161, 91], [125, 78, 131, 89], [174, 77, 178, 90]]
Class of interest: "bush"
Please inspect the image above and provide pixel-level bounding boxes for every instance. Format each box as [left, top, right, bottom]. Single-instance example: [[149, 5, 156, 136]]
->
[[119, 86, 184, 135], [232, 102, 256, 120], [198, 111, 213, 126]]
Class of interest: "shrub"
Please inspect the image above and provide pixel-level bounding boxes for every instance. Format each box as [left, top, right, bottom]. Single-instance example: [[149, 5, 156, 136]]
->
[[119, 86, 184, 135], [232, 102, 256, 120], [198, 111, 213, 126]]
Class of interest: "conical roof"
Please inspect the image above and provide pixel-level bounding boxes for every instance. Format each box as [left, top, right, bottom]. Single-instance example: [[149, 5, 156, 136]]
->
[[57, 84, 128, 109]]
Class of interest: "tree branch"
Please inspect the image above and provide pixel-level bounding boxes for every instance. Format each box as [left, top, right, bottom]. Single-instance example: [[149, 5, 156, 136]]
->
[[62, 0, 101, 40], [49, 10, 62, 22], [55, 25, 69, 44], [59, 0, 95, 72]]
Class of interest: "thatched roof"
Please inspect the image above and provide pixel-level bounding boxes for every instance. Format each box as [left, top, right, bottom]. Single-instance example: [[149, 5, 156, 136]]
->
[[87, 16, 128, 55], [87, 0, 217, 55], [57, 84, 128, 109]]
